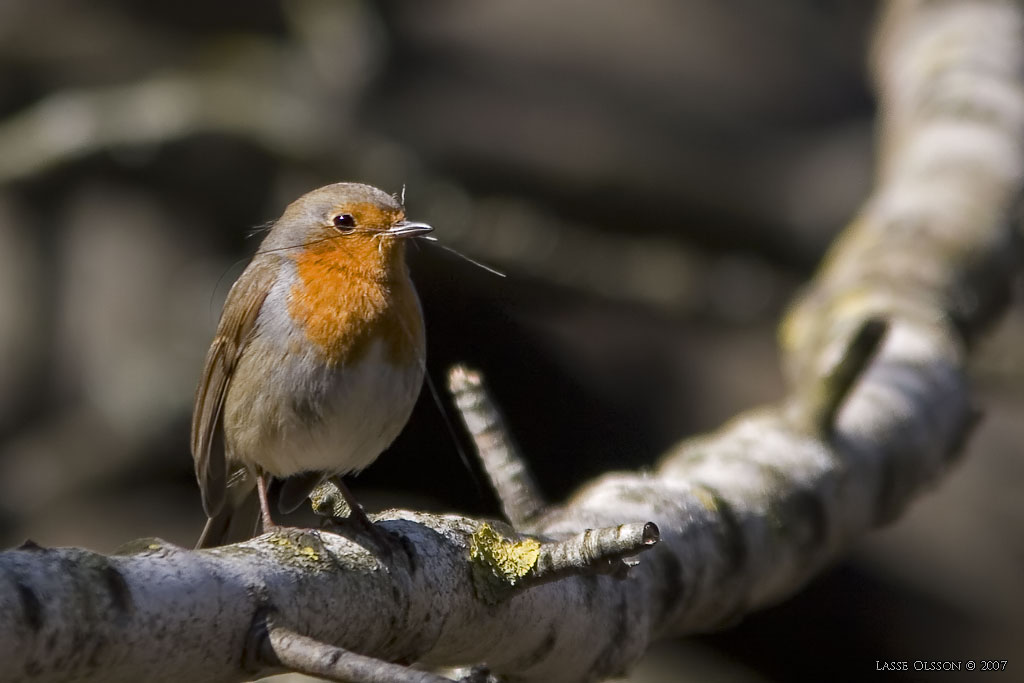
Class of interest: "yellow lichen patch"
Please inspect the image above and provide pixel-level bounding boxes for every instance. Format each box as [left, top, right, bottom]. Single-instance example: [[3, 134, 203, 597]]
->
[[469, 523, 541, 586], [693, 486, 720, 512], [260, 531, 336, 570]]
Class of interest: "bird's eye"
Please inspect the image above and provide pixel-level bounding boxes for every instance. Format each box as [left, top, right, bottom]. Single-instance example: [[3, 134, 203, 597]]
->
[[332, 214, 356, 232]]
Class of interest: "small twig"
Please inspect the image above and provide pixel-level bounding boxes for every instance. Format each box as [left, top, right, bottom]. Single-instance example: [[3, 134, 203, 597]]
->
[[254, 611, 455, 683], [448, 365, 545, 526], [468, 521, 659, 603], [531, 522, 661, 582]]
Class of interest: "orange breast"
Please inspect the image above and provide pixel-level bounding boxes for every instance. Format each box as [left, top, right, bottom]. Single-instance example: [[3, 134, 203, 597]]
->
[[287, 242, 423, 369]]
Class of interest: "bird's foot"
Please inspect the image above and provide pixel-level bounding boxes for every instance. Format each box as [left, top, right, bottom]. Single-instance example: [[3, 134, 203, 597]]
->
[[319, 508, 394, 556], [308, 478, 394, 556]]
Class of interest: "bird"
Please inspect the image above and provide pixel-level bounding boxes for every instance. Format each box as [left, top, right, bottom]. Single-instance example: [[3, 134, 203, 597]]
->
[[192, 182, 431, 548]]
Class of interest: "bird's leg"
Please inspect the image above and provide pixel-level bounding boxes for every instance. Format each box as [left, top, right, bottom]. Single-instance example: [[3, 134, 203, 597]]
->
[[255, 471, 278, 533]]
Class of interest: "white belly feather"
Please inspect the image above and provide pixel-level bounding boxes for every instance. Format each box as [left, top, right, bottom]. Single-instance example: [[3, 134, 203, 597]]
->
[[277, 338, 420, 476]]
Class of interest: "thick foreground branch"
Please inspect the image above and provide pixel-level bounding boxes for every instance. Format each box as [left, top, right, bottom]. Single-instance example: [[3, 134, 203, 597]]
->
[[1, 517, 658, 683], [1, 1, 1022, 682]]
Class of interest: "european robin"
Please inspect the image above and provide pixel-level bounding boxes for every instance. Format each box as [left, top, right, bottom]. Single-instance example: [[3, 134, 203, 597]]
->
[[192, 182, 431, 548]]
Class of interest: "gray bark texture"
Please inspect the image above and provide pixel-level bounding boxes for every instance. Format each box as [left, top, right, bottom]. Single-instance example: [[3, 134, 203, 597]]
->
[[1, 1, 1023, 681]]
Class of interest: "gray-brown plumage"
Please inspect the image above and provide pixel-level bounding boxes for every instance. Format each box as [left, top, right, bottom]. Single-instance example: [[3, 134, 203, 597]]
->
[[191, 183, 431, 547]]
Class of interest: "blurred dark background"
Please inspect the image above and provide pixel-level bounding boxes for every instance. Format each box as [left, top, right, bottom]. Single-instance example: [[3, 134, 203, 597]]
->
[[0, 1, 1021, 681]]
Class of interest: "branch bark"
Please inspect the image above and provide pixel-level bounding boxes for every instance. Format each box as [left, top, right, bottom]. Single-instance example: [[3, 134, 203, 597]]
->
[[448, 365, 545, 527], [1, 1, 1022, 682]]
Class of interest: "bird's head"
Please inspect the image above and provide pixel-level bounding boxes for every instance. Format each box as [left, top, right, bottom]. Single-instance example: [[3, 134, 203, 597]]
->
[[261, 182, 432, 275]]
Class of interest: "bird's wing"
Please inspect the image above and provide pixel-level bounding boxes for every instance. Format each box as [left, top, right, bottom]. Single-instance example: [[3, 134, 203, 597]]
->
[[191, 257, 275, 518]]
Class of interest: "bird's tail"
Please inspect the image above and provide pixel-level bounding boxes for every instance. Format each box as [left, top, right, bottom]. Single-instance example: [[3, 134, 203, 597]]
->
[[195, 469, 259, 548]]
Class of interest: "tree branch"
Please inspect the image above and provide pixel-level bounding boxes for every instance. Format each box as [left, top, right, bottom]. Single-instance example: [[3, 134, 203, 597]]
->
[[0, 1, 1022, 681], [254, 609, 465, 683], [448, 365, 545, 526]]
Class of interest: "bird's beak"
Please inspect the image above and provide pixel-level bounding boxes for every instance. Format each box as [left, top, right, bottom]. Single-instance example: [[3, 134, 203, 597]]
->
[[387, 220, 433, 237]]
